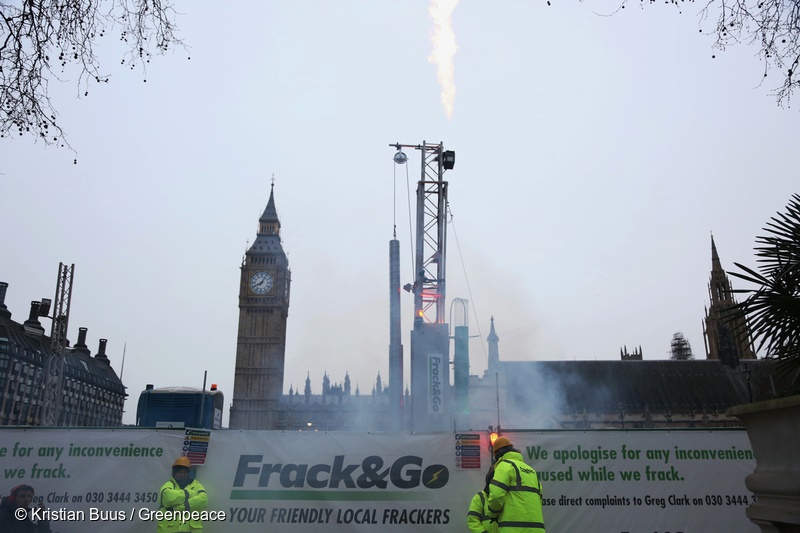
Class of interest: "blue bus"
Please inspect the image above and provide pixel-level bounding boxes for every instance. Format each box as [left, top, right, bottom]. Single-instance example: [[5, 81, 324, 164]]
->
[[136, 384, 224, 429]]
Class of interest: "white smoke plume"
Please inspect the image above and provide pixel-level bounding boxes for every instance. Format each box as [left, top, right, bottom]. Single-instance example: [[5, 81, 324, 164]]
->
[[428, 0, 459, 120]]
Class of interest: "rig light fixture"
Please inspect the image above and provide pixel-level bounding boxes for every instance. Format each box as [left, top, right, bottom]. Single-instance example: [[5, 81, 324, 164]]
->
[[442, 150, 455, 170]]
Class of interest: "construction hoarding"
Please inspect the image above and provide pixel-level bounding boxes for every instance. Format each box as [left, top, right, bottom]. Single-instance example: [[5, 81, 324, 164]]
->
[[0, 428, 758, 532]]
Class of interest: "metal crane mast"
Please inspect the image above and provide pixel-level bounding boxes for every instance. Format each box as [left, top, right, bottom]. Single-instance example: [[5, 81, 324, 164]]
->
[[390, 140, 454, 431], [413, 141, 450, 324], [391, 141, 453, 324], [42, 263, 74, 426]]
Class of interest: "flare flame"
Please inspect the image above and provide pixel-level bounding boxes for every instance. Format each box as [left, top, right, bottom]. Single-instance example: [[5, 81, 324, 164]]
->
[[428, 0, 459, 120]]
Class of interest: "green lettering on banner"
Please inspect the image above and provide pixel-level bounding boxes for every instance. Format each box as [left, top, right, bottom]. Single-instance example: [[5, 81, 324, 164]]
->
[[673, 446, 754, 461], [36, 446, 64, 460], [13, 442, 33, 457], [621, 444, 641, 460], [3, 468, 25, 479], [619, 470, 641, 481], [527, 446, 548, 461], [645, 449, 671, 463], [577, 466, 615, 481], [538, 466, 573, 482], [513, 442, 751, 485], [67, 443, 164, 457], [30, 462, 69, 479]]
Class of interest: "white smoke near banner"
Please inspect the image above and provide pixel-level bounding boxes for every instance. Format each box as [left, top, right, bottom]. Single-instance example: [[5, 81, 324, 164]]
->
[[428, 0, 459, 120]]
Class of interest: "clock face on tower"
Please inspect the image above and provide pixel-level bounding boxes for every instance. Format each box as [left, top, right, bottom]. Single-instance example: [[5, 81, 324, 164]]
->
[[249, 271, 273, 294]]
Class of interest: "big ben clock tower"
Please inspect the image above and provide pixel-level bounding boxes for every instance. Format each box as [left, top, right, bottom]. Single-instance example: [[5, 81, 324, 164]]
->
[[229, 183, 291, 429]]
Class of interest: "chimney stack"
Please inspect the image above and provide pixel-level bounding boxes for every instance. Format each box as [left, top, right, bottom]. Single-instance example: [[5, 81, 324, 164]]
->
[[23, 301, 45, 336], [28, 301, 40, 321], [95, 338, 110, 364], [0, 282, 10, 319], [74, 327, 91, 355]]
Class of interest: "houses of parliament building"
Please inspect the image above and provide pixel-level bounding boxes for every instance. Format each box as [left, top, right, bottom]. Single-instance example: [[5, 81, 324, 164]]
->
[[227, 188, 780, 433], [0, 189, 781, 431]]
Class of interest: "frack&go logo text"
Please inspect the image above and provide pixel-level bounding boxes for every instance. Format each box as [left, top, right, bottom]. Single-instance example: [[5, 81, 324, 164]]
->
[[233, 455, 449, 490]]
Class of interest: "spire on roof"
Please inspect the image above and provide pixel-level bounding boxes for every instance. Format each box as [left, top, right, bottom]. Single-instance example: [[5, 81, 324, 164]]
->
[[260, 180, 280, 224], [704, 233, 757, 366], [711, 233, 722, 272], [709, 233, 732, 305], [487, 315, 500, 375], [488, 315, 498, 341]]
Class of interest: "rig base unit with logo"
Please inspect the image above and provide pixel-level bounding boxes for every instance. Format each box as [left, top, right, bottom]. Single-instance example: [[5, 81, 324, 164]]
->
[[410, 322, 450, 432]]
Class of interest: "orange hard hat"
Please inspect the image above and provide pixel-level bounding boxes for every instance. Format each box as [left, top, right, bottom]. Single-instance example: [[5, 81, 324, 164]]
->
[[493, 436, 512, 453], [172, 457, 191, 468]]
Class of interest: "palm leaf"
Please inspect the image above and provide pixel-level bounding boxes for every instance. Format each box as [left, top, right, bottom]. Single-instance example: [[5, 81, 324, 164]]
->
[[727, 194, 800, 395]]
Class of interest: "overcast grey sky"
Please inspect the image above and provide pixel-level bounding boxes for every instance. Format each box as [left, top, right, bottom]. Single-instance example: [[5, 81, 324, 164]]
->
[[1, 2, 796, 425]]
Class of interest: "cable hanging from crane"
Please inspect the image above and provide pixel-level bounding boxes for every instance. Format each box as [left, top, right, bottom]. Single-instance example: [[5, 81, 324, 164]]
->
[[392, 145, 416, 280], [447, 204, 488, 365]]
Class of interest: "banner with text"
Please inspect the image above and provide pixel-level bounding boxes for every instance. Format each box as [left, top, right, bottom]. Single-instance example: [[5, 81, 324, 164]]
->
[[0, 428, 758, 532]]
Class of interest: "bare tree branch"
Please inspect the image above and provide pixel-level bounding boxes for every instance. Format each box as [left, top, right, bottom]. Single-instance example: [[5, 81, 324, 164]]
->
[[0, 0, 183, 148], [618, 0, 800, 107]]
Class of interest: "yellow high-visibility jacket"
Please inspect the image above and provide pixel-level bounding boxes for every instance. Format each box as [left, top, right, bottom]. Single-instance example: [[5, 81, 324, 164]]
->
[[486, 451, 545, 533], [158, 478, 208, 532], [468, 490, 498, 533]]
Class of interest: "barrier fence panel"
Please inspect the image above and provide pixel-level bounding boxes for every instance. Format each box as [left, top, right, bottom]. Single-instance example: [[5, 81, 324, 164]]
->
[[0, 428, 758, 532]]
